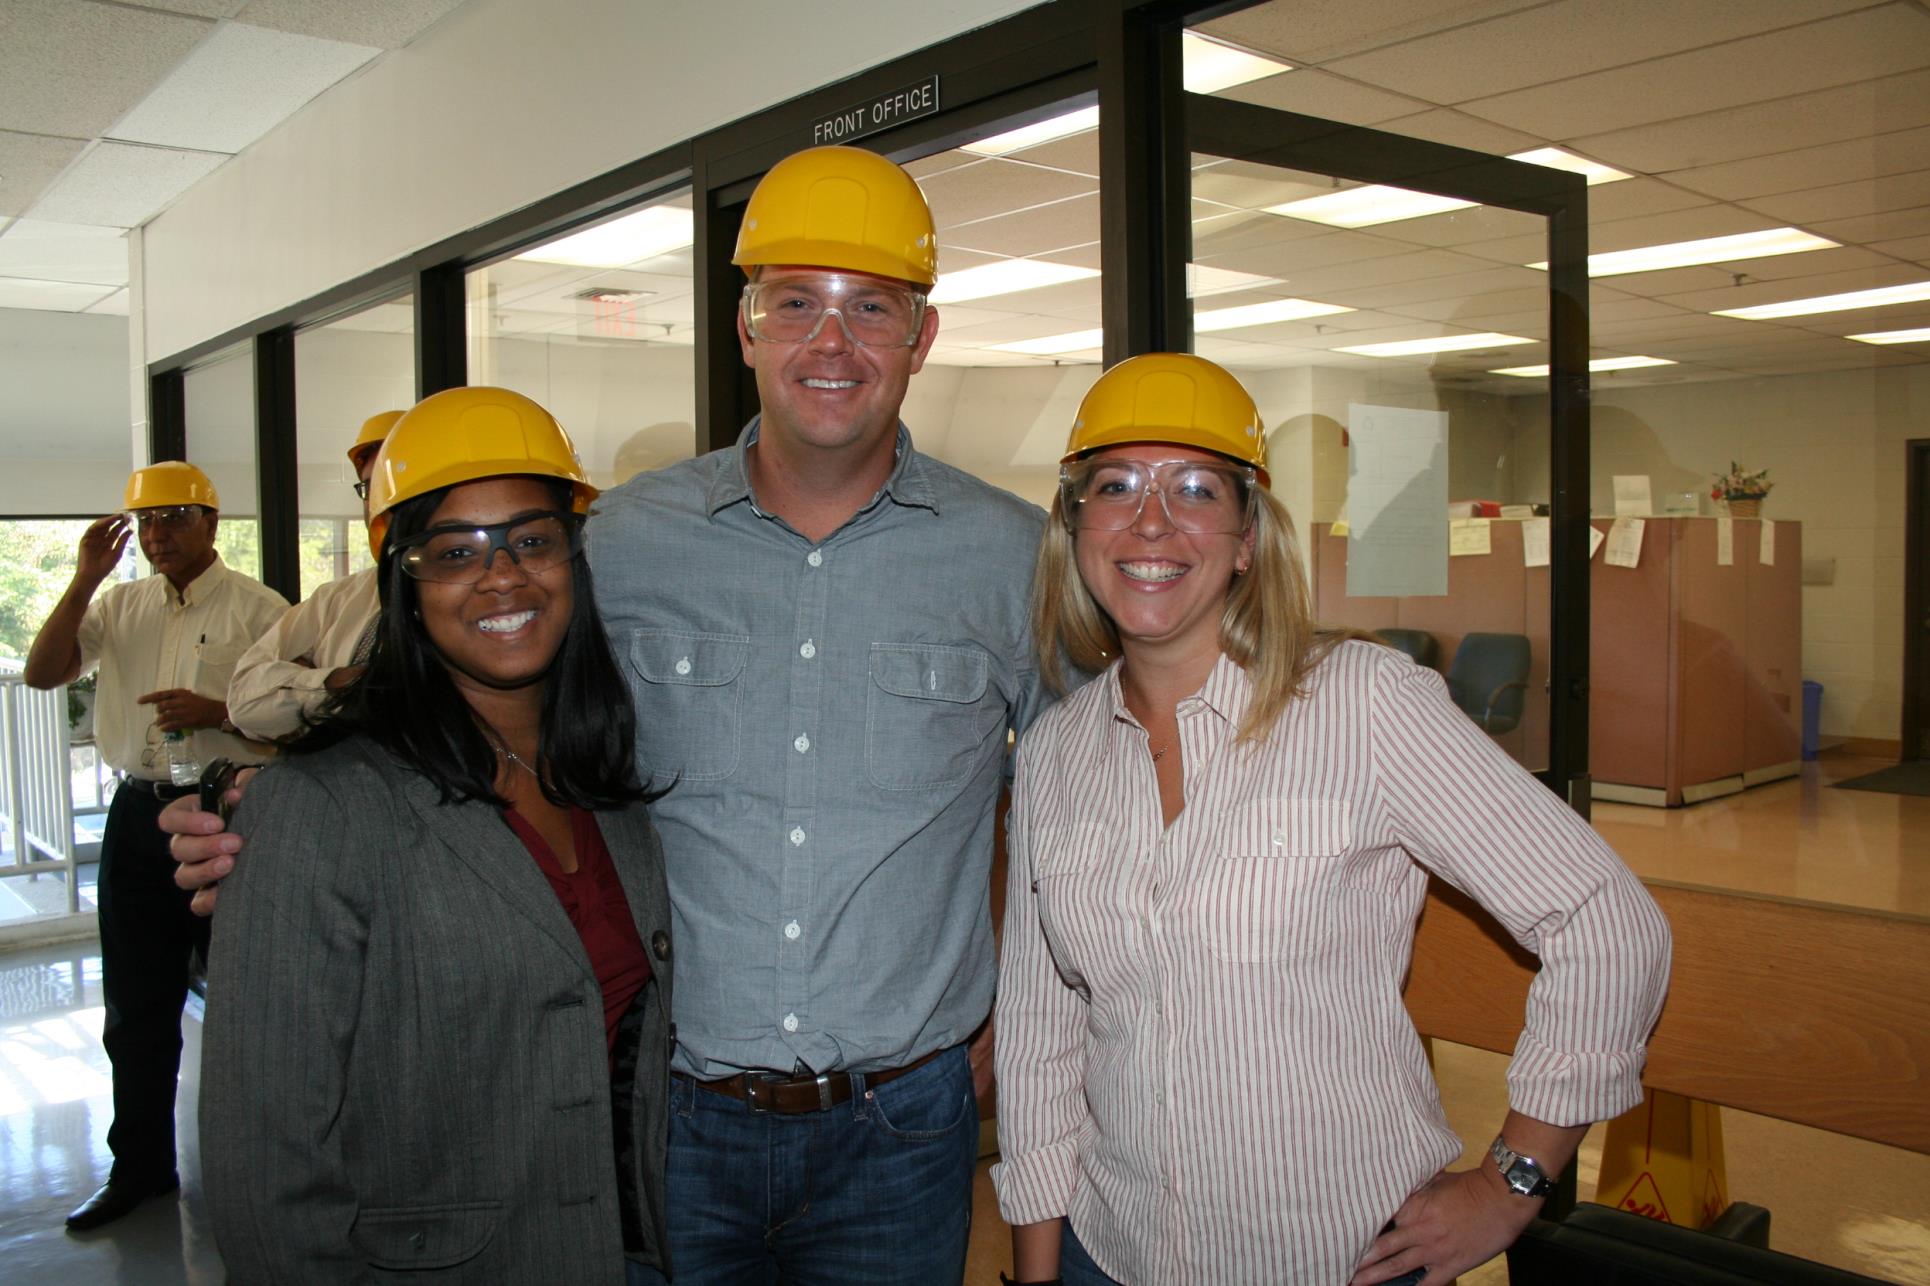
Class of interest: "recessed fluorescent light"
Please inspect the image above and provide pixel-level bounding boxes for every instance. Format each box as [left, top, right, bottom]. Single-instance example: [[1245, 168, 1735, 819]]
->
[[1528, 228, 1838, 278], [1490, 356, 1677, 377], [1846, 326, 1930, 344], [1337, 333, 1532, 358], [517, 206, 693, 268], [962, 106, 1098, 157], [989, 328, 1105, 355], [1267, 185, 1476, 228], [1188, 265, 1281, 297], [1714, 280, 1930, 320], [1182, 32, 1291, 93], [1506, 148, 1633, 186], [1195, 298, 1353, 331], [927, 259, 1098, 304]]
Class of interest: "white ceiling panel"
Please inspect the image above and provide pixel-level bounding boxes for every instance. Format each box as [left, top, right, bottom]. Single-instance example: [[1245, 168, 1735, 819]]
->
[[1458, 5, 1930, 139], [234, 0, 471, 49], [1002, 131, 1102, 178], [1318, 0, 1881, 106], [1805, 203, 1930, 244], [0, 219, 128, 286], [1738, 167, 1930, 225], [1208, 68, 1430, 124], [1867, 233, 1930, 263], [1653, 263, 1929, 312], [1197, 0, 1545, 67], [1363, 108, 1545, 156], [0, 0, 213, 138], [111, 23, 379, 154], [1338, 264, 1551, 310], [1583, 179, 1715, 224], [920, 159, 1095, 231], [1573, 68, 1930, 174], [0, 130, 88, 219], [943, 193, 1108, 258], [85, 287, 132, 316], [143, 2, 249, 16], [25, 141, 227, 228], [905, 152, 983, 182], [0, 277, 119, 312], [1666, 124, 1930, 201]]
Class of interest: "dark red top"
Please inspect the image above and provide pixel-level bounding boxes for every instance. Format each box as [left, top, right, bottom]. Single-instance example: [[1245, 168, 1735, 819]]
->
[[503, 806, 652, 1056]]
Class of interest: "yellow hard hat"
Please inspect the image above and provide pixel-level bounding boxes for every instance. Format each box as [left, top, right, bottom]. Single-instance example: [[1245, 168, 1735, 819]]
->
[[347, 410, 406, 469], [1063, 353, 1269, 486], [733, 146, 938, 287], [366, 386, 598, 559], [124, 461, 219, 512]]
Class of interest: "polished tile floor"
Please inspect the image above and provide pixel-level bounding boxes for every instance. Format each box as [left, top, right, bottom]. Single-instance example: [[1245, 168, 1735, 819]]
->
[[1, 755, 1923, 1284]]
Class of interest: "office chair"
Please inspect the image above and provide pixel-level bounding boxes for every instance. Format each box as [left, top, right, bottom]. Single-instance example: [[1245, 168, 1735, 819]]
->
[[1375, 628, 1438, 668], [1447, 632, 1531, 735]]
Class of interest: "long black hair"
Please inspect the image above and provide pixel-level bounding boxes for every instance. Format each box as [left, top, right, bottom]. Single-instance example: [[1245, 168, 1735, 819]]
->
[[297, 477, 646, 809]]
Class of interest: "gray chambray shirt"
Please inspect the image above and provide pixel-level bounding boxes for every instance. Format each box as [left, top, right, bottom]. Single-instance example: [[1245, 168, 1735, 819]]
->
[[588, 420, 1048, 1079]]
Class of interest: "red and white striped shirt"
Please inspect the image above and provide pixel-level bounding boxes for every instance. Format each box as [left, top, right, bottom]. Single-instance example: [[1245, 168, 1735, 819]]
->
[[992, 641, 1671, 1285]]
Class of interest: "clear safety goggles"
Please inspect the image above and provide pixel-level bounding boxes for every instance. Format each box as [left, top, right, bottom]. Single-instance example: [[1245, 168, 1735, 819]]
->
[[1059, 458, 1256, 535], [127, 505, 209, 530], [741, 274, 927, 349], [392, 511, 584, 584]]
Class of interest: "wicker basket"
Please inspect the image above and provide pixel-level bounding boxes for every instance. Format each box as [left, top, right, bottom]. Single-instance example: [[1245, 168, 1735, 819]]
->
[[1726, 498, 1762, 517]]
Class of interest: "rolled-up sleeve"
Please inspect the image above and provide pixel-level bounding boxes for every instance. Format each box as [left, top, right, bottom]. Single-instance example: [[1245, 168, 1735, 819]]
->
[[1369, 656, 1672, 1124]]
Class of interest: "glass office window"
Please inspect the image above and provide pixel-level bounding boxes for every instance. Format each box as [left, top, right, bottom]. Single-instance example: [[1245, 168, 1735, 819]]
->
[[182, 343, 259, 580], [293, 294, 414, 598], [466, 192, 697, 488]]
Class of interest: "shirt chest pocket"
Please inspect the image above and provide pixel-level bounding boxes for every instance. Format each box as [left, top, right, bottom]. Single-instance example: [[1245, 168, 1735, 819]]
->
[[627, 631, 750, 784], [865, 643, 1000, 791], [192, 642, 244, 697], [1198, 799, 1353, 964], [1026, 825, 1110, 986]]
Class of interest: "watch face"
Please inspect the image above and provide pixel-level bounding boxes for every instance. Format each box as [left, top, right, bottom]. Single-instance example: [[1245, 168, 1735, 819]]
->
[[1505, 1163, 1537, 1195]]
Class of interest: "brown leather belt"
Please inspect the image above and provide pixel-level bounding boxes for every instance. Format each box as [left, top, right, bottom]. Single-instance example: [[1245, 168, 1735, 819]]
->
[[687, 1046, 947, 1115]]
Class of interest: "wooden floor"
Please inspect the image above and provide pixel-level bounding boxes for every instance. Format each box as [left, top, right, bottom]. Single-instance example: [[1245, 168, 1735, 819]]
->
[[965, 751, 1930, 1285]]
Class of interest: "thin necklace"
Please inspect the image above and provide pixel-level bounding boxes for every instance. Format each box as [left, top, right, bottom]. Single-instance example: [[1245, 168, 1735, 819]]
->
[[497, 745, 539, 777], [1149, 741, 1169, 762]]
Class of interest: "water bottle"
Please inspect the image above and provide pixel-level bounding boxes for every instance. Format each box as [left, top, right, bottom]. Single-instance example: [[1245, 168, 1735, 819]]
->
[[164, 729, 201, 788]]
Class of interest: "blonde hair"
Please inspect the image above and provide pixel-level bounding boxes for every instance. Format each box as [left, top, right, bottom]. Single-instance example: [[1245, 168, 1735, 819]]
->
[[1033, 483, 1372, 742]]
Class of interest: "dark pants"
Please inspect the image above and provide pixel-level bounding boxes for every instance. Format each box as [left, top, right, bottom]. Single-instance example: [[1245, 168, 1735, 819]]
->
[[97, 782, 209, 1188], [650, 1044, 979, 1285]]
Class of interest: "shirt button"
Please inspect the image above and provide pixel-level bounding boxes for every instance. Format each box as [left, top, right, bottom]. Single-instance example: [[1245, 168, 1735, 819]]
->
[[807, 550, 823, 568], [789, 826, 806, 846], [799, 639, 817, 659], [784, 920, 801, 940], [794, 734, 810, 754], [674, 656, 692, 676], [782, 1013, 800, 1033]]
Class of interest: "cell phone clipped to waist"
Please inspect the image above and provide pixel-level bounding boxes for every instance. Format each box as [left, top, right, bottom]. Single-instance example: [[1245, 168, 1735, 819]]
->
[[199, 758, 238, 822]]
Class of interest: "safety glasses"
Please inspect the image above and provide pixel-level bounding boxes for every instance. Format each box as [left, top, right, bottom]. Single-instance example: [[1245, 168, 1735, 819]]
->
[[1059, 459, 1256, 535], [392, 511, 584, 584], [127, 505, 209, 530], [741, 274, 927, 349]]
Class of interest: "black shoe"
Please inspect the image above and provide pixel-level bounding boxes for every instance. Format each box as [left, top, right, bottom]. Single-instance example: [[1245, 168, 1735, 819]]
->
[[64, 1175, 180, 1232]]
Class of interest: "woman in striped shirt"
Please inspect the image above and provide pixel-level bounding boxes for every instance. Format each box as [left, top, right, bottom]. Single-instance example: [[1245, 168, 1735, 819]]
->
[[992, 354, 1671, 1286]]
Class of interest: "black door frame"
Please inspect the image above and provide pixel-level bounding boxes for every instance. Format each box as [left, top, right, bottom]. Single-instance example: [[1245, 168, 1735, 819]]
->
[[1905, 439, 1930, 761]]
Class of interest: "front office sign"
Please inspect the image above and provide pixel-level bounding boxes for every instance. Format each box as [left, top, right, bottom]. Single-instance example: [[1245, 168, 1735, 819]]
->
[[811, 77, 940, 147]]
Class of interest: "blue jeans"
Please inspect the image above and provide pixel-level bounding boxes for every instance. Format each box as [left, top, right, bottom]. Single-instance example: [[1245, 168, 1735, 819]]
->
[[1059, 1219, 1427, 1286], [662, 1045, 979, 1284]]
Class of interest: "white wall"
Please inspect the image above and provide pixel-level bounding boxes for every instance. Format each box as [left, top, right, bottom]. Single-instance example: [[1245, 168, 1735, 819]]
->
[[138, 0, 1041, 365], [0, 309, 135, 515]]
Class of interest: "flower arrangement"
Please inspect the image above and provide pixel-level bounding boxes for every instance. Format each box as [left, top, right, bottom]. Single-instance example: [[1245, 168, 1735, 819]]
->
[[1711, 462, 1773, 516]]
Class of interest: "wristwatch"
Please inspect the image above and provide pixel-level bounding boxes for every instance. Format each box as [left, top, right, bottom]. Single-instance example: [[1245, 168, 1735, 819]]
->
[[1489, 1134, 1556, 1198]]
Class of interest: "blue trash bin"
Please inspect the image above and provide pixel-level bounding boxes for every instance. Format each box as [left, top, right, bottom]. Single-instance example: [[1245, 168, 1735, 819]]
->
[[1801, 680, 1823, 760]]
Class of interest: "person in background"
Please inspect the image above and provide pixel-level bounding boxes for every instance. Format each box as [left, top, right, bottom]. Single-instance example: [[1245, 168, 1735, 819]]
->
[[993, 354, 1672, 1286], [225, 410, 401, 741], [168, 144, 1046, 1285], [200, 387, 672, 1282], [22, 461, 287, 1232]]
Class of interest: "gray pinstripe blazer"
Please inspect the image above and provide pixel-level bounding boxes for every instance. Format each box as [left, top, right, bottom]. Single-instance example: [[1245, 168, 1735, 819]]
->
[[201, 736, 671, 1284]]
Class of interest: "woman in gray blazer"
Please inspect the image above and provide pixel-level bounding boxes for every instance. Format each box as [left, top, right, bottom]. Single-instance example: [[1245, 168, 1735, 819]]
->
[[201, 388, 671, 1283]]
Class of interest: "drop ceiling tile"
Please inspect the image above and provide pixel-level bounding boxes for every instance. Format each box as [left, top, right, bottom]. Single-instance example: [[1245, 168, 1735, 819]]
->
[[1457, 5, 1930, 138], [1867, 233, 1930, 263], [0, 276, 119, 311], [1207, 68, 1431, 125], [1197, 0, 1546, 67], [1583, 179, 1714, 223], [1264, 246, 1514, 297], [1653, 262, 1928, 311], [1338, 263, 1551, 309], [25, 141, 227, 227], [111, 22, 379, 154], [932, 245, 1007, 276], [0, 0, 213, 138], [921, 159, 1096, 231], [905, 151, 985, 181], [1738, 166, 1930, 224], [85, 288, 132, 316], [1806, 203, 1930, 243], [1003, 133, 1101, 178], [0, 130, 87, 218], [1190, 162, 1343, 214], [1665, 123, 1930, 201], [944, 193, 1108, 259], [0, 218, 128, 285], [1193, 223, 1422, 280], [1364, 108, 1545, 157], [1320, 0, 1881, 106], [235, 0, 470, 48], [144, 2, 249, 16], [1597, 247, 1896, 299], [1573, 68, 1930, 174]]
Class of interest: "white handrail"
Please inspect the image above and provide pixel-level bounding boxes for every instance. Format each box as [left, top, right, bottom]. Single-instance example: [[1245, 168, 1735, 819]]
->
[[0, 662, 81, 916]]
